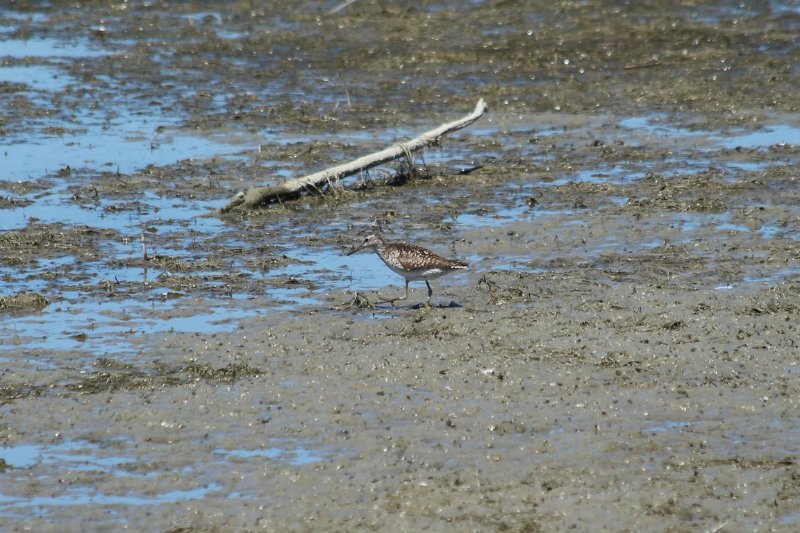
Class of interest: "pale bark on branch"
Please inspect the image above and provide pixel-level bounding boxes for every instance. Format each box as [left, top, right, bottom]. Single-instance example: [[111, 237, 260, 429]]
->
[[219, 98, 487, 213]]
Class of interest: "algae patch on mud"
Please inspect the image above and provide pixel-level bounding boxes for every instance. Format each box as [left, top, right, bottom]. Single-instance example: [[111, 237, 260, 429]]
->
[[0, 291, 49, 313], [64, 358, 265, 395]]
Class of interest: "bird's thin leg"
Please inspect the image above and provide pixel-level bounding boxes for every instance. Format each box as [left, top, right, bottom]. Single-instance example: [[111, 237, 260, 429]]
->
[[377, 279, 409, 306], [425, 280, 433, 306]]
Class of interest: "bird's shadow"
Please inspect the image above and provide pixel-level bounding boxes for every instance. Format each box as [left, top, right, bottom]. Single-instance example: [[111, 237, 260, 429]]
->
[[333, 293, 462, 311], [406, 300, 463, 309], [384, 301, 462, 310]]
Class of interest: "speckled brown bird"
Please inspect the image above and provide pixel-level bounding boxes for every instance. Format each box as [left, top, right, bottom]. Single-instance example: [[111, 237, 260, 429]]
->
[[347, 233, 468, 304]]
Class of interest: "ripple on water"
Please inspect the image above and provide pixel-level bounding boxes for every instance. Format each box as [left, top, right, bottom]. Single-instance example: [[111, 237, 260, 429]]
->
[[4, 299, 259, 358], [619, 114, 800, 150], [0, 484, 222, 511], [213, 446, 323, 466], [0, 37, 108, 59], [0, 437, 323, 512]]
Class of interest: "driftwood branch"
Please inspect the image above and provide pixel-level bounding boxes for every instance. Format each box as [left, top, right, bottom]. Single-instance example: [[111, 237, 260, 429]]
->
[[220, 98, 487, 213]]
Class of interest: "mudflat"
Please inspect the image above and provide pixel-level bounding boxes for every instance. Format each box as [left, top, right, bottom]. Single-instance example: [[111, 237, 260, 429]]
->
[[1, 1, 799, 531]]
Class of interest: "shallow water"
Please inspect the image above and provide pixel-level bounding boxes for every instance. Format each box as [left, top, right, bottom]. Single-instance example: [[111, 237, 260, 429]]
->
[[2, 96, 796, 355], [620, 114, 800, 150]]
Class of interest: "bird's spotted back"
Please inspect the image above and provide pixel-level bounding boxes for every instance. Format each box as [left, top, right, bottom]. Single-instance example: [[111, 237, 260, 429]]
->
[[379, 242, 468, 272]]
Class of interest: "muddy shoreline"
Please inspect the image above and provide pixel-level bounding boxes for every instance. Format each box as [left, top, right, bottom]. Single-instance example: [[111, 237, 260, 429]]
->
[[2, 1, 800, 531]]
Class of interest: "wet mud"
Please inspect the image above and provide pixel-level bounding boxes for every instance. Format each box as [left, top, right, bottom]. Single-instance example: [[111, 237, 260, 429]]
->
[[1, 1, 799, 531]]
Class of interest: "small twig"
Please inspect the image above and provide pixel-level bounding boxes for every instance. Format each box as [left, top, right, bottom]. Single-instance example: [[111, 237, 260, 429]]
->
[[375, 294, 402, 307], [477, 273, 497, 292], [327, 0, 360, 14], [140, 231, 148, 262], [455, 164, 483, 175], [331, 292, 373, 310], [624, 60, 662, 70]]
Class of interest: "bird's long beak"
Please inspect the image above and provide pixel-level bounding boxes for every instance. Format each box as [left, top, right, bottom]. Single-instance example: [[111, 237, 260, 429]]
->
[[346, 244, 364, 256]]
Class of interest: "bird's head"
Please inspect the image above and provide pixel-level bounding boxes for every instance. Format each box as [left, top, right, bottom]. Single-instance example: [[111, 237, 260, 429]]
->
[[346, 233, 384, 255]]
